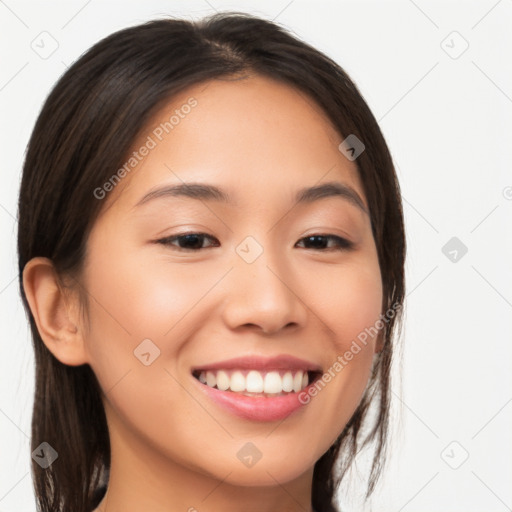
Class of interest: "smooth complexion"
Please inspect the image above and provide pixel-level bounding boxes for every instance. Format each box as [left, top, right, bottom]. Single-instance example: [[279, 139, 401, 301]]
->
[[23, 74, 383, 512]]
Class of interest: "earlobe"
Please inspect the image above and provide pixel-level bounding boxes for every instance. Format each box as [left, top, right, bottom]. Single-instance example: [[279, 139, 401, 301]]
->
[[22, 257, 88, 366]]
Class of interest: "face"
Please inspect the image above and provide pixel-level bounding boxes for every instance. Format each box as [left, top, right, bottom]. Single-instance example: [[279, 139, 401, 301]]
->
[[80, 74, 383, 488]]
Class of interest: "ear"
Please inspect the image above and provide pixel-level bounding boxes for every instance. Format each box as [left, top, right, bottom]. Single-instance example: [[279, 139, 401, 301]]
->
[[22, 257, 88, 366]]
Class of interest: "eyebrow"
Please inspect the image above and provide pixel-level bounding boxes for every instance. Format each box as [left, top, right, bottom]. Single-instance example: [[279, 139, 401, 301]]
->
[[134, 181, 368, 214]]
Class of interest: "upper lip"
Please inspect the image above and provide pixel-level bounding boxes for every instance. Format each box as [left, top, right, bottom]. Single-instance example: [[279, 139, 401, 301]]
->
[[191, 354, 323, 373]]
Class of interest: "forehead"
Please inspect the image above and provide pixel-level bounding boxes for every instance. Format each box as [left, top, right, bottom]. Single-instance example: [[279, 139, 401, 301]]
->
[[103, 73, 366, 212]]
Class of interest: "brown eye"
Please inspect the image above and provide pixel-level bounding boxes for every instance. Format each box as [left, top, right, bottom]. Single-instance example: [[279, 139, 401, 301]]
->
[[295, 234, 353, 251], [156, 233, 220, 251]]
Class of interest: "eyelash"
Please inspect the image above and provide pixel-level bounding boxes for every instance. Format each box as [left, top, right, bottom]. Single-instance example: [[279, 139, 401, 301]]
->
[[155, 232, 354, 252]]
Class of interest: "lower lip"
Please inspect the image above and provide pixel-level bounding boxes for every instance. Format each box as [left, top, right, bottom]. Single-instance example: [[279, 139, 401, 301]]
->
[[193, 376, 312, 422]]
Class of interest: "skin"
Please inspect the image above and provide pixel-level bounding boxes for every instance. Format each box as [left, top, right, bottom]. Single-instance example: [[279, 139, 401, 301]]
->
[[23, 74, 383, 512]]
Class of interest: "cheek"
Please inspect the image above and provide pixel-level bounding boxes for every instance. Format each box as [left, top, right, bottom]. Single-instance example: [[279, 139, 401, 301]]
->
[[301, 255, 383, 351], [80, 252, 229, 472], [80, 244, 226, 394], [297, 255, 383, 432], [335, 271, 383, 350], [83, 247, 216, 341]]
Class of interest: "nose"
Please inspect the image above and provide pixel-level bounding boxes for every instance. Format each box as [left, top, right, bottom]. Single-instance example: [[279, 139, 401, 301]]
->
[[221, 249, 308, 335]]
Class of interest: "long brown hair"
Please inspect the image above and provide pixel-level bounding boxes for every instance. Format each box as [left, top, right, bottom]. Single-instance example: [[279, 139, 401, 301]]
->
[[17, 12, 405, 512]]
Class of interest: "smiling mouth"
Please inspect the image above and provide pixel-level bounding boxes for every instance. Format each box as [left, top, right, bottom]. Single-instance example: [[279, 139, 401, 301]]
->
[[192, 368, 322, 397]]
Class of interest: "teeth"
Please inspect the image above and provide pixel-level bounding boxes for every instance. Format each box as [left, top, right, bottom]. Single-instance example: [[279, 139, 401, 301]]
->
[[246, 370, 263, 392], [196, 369, 312, 395], [206, 371, 216, 388], [216, 370, 230, 391], [230, 371, 245, 392], [293, 371, 303, 392], [263, 371, 282, 394], [282, 371, 294, 392]]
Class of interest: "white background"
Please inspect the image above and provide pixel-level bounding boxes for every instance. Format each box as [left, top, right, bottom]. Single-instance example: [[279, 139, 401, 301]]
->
[[1, 1, 511, 511]]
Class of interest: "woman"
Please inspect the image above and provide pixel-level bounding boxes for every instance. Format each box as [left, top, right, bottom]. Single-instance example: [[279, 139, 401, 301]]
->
[[18, 12, 405, 512]]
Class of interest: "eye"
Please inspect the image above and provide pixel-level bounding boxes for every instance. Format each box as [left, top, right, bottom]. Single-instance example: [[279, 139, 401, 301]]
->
[[155, 232, 220, 251], [295, 234, 354, 251], [154, 232, 353, 252]]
